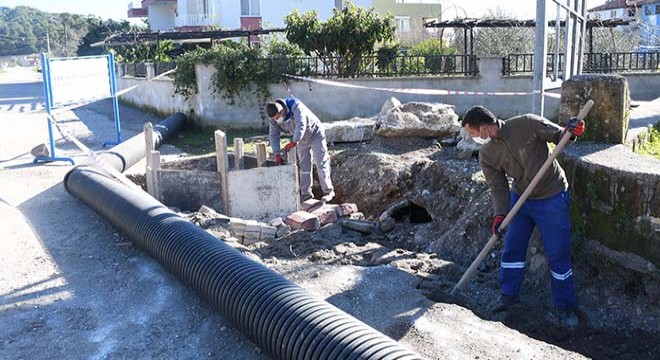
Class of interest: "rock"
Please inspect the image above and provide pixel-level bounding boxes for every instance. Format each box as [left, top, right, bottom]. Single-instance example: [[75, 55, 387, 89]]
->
[[380, 97, 402, 115], [198, 205, 218, 216], [379, 216, 396, 233], [323, 118, 376, 144], [30, 143, 50, 158], [529, 254, 547, 273], [376, 101, 460, 138], [336, 203, 359, 217], [276, 224, 291, 238], [349, 212, 366, 220], [268, 217, 284, 227]]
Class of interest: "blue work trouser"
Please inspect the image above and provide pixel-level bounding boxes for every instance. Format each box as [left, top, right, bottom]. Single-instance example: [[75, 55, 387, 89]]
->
[[499, 190, 577, 308]]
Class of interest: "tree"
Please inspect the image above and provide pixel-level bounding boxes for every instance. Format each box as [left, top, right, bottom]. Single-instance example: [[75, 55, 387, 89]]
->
[[284, 1, 395, 77]]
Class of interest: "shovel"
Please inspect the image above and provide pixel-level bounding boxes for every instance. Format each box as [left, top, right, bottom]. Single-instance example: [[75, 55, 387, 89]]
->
[[450, 100, 594, 295]]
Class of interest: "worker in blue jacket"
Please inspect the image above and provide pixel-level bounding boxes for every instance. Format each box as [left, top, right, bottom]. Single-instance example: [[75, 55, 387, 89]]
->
[[265, 97, 335, 203]]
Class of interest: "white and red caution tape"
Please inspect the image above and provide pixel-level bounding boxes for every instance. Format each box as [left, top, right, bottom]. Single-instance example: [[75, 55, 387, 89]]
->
[[46, 112, 143, 192], [283, 74, 561, 99]]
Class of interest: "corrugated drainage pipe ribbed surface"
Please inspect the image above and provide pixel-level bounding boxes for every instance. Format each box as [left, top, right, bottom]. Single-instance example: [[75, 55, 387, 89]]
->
[[64, 166, 425, 360]]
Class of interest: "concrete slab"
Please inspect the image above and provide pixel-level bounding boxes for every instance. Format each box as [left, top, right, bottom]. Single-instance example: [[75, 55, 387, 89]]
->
[[323, 117, 376, 143], [227, 165, 299, 219]]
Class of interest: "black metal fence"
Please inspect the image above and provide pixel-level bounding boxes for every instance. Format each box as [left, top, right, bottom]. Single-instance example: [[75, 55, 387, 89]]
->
[[502, 51, 660, 75], [155, 61, 177, 77], [256, 54, 479, 78], [118, 62, 177, 78], [120, 62, 148, 78]]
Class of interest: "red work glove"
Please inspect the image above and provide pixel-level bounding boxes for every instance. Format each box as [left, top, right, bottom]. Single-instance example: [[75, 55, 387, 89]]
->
[[283, 141, 297, 152], [565, 117, 585, 137], [491, 214, 506, 237], [274, 154, 283, 165]]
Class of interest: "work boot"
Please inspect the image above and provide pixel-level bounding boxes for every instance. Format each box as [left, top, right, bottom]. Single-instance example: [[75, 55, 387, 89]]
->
[[301, 193, 314, 202], [492, 293, 520, 313], [546, 307, 579, 329], [321, 190, 335, 203]]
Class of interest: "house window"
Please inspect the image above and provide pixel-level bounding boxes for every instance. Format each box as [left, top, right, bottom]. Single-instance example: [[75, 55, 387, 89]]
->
[[241, 0, 260, 16], [395, 16, 411, 33], [656, 5, 660, 14], [610, 10, 616, 18], [628, 8, 636, 17], [645, 6, 652, 16]]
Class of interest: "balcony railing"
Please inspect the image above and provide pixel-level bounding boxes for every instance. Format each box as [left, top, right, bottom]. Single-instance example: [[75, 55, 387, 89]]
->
[[502, 52, 660, 75], [175, 13, 220, 28]]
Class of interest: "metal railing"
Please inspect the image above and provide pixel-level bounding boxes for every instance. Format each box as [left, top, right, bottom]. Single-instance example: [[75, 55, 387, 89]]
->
[[155, 61, 177, 77], [503, 51, 660, 75], [120, 62, 147, 78], [257, 54, 479, 78]]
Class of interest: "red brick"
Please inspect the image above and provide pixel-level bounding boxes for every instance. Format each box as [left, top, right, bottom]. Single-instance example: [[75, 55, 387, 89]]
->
[[301, 199, 323, 212], [286, 211, 321, 231], [312, 205, 339, 225]]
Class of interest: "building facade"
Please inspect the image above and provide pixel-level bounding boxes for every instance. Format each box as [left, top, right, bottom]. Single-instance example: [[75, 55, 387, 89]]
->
[[127, 0, 442, 35]]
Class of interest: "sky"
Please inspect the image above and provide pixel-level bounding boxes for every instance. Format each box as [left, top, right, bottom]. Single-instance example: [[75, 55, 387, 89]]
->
[[1, 0, 605, 22]]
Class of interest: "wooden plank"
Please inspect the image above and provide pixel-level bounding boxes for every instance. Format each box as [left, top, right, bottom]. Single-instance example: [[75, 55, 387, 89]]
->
[[256, 142, 267, 167], [143, 122, 155, 166], [234, 137, 244, 170], [144, 122, 155, 196], [149, 150, 161, 200], [214, 130, 230, 214]]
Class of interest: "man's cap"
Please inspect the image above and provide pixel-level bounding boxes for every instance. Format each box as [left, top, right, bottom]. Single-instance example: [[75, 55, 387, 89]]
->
[[265, 102, 283, 118]]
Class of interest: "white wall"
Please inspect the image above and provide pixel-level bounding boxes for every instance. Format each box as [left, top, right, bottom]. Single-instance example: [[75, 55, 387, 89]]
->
[[261, 0, 337, 28], [149, 3, 177, 31], [220, 0, 241, 29]]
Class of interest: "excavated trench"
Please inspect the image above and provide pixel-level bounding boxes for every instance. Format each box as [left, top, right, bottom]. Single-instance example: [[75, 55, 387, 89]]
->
[[327, 138, 660, 360]]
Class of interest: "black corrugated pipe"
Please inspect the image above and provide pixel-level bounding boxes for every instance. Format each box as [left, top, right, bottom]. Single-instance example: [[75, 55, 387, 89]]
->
[[64, 166, 425, 360], [99, 112, 186, 172]]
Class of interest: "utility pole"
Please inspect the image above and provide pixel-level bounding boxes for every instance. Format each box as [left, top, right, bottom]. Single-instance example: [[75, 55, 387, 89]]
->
[[46, 32, 51, 56]]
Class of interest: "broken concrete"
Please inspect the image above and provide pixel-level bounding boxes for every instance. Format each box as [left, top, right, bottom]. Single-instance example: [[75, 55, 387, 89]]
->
[[30, 143, 50, 157], [323, 117, 376, 144], [376, 100, 461, 138], [560, 74, 630, 144]]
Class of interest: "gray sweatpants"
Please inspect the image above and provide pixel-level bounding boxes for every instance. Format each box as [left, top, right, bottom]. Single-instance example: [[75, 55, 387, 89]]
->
[[297, 133, 333, 198]]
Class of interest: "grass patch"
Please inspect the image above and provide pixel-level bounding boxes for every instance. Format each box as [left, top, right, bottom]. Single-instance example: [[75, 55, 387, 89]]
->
[[165, 124, 290, 156], [638, 125, 660, 161]]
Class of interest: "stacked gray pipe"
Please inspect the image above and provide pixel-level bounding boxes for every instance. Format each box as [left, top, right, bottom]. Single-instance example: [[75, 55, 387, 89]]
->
[[64, 113, 424, 359]]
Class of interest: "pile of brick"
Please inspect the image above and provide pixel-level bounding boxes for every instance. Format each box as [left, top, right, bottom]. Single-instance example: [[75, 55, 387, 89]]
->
[[285, 199, 362, 231]]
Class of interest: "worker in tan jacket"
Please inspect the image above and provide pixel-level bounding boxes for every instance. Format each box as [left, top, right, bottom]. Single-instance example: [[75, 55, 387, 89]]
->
[[462, 106, 585, 328]]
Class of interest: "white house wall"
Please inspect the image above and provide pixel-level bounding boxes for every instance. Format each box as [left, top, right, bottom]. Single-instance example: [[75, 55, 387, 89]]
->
[[149, 3, 177, 31], [220, 1, 241, 29]]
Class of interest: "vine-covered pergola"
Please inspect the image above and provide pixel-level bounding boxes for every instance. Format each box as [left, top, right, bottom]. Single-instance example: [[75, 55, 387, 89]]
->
[[424, 17, 633, 57]]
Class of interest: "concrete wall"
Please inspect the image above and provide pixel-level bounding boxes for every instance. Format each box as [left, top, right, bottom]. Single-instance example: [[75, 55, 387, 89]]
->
[[118, 75, 191, 116], [116, 58, 660, 129]]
